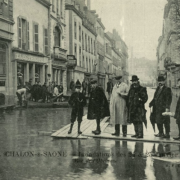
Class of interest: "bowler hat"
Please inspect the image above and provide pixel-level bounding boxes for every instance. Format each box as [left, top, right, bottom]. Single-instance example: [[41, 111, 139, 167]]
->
[[157, 76, 165, 81], [130, 75, 139, 81], [90, 78, 97, 84], [115, 75, 122, 80]]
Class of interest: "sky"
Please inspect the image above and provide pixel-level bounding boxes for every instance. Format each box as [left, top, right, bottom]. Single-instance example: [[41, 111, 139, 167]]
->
[[91, 0, 167, 60]]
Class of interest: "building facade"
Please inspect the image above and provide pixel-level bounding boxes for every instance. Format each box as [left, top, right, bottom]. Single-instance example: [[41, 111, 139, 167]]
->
[[157, 0, 180, 95], [0, 0, 14, 106], [65, 0, 97, 91]]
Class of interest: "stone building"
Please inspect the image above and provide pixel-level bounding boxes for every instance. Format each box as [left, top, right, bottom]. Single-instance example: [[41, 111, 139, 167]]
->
[[12, 0, 51, 89], [50, 0, 67, 94], [65, 0, 97, 91], [0, 0, 14, 106], [157, 0, 180, 95]]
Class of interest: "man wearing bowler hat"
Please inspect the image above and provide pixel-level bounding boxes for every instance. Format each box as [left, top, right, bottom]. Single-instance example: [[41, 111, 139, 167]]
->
[[110, 75, 129, 137], [87, 78, 110, 135], [127, 75, 148, 138], [149, 75, 172, 138]]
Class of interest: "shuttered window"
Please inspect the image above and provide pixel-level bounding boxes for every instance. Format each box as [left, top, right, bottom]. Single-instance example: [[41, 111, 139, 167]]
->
[[34, 24, 39, 52], [18, 17, 29, 50], [0, 43, 6, 75], [44, 28, 48, 55]]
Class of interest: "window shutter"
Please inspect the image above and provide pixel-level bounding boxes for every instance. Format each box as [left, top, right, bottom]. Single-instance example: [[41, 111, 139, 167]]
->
[[27, 22, 29, 50], [34, 24, 39, 52], [18, 17, 22, 48], [44, 28, 48, 55]]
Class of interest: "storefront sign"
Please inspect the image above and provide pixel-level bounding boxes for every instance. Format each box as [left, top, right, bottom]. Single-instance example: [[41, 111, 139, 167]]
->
[[14, 52, 48, 64], [67, 55, 77, 67]]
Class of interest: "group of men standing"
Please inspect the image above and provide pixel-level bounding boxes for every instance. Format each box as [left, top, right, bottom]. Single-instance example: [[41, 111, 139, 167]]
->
[[78, 74, 177, 140]]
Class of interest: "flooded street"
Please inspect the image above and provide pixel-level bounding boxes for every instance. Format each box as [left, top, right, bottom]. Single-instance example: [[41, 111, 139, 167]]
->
[[0, 89, 180, 180]]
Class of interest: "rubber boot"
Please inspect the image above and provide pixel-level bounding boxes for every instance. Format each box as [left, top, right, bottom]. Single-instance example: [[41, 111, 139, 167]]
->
[[137, 122, 143, 138], [112, 124, 120, 136], [122, 125, 127, 137], [78, 122, 82, 134], [68, 123, 74, 134], [131, 123, 138, 137]]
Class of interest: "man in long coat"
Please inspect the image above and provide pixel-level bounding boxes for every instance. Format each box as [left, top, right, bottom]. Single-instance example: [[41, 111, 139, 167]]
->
[[173, 78, 180, 140], [110, 75, 129, 137], [87, 78, 110, 135], [127, 75, 148, 138], [149, 75, 172, 138]]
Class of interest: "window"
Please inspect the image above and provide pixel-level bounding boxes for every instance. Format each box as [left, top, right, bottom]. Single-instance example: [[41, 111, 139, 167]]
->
[[44, 28, 48, 55], [91, 38, 93, 54], [34, 23, 39, 52], [82, 31, 84, 49], [18, 17, 29, 50], [60, 0, 63, 17], [74, 43, 77, 58], [94, 41, 96, 55], [74, 21, 77, 39], [54, 26, 61, 47], [79, 46, 81, 66], [79, 25, 81, 42], [89, 59, 91, 72], [86, 57, 88, 72], [57, 0, 59, 14], [0, 43, 6, 75], [83, 55, 84, 68], [85, 34, 87, 51], [52, 0, 55, 12], [88, 36, 90, 52]]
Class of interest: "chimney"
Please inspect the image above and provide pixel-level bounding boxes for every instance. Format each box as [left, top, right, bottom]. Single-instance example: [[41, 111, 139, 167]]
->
[[87, 0, 91, 10]]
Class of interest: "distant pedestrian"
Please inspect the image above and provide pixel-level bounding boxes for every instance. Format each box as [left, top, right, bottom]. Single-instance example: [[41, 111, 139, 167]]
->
[[42, 82, 48, 103], [16, 87, 29, 107], [106, 78, 113, 100], [149, 75, 172, 138], [58, 82, 64, 102], [68, 81, 86, 134], [70, 79, 75, 93], [82, 79, 87, 95], [87, 80, 91, 96]]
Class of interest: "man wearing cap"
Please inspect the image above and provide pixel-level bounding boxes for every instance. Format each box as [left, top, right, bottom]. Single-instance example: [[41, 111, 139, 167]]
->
[[87, 78, 110, 135], [127, 75, 148, 138], [110, 75, 129, 137], [149, 75, 172, 138], [68, 81, 86, 134]]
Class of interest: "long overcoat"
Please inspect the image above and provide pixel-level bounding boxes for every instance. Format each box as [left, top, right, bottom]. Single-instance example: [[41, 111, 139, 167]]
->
[[110, 82, 129, 126], [149, 86, 172, 124], [87, 86, 110, 120], [174, 96, 180, 124], [127, 84, 148, 123]]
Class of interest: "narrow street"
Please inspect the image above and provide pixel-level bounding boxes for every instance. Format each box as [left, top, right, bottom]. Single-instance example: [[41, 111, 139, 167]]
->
[[0, 88, 180, 180]]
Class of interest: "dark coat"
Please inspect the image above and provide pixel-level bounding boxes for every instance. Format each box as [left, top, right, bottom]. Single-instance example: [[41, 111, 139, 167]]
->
[[87, 86, 110, 120], [174, 96, 180, 124], [106, 82, 113, 93], [149, 86, 172, 124], [70, 81, 75, 91], [127, 84, 148, 123], [68, 92, 86, 117]]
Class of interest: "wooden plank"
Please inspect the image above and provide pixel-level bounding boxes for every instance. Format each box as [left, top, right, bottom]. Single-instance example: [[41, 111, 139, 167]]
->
[[51, 123, 72, 137]]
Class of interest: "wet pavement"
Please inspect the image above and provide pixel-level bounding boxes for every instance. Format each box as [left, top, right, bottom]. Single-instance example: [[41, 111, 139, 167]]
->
[[0, 88, 180, 180]]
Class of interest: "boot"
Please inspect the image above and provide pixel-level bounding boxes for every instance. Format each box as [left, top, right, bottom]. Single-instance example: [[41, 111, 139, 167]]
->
[[68, 123, 74, 134], [122, 125, 127, 137], [112, 124, 119, 136], [92, 119, 101, 135], [131, 123, 138, 137], [137, 122, 143, 138], [78, 122, 82, 134]]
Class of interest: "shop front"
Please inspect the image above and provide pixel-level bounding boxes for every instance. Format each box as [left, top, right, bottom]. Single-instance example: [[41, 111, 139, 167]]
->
[[13, 51, 49, 90]]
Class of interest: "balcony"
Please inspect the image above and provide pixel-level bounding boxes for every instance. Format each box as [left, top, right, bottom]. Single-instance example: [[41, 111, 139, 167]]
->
[[51, 47, 67, 61]]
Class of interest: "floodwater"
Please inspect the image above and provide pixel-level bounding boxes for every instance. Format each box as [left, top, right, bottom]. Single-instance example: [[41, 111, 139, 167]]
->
[[0, 102, 180, 179]]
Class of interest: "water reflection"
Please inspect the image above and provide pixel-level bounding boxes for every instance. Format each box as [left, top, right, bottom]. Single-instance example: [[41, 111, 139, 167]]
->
[[0, 109, 180, 179]]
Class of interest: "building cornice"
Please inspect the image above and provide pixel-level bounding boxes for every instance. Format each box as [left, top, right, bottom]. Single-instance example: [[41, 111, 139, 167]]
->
[[50, 14, 66, 27], [0, 17, 14, 25], [36, 0, 51, 8], [97, 18, 105, 30], [65, 4, 84, 19], [12, 47, 47, 57]]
